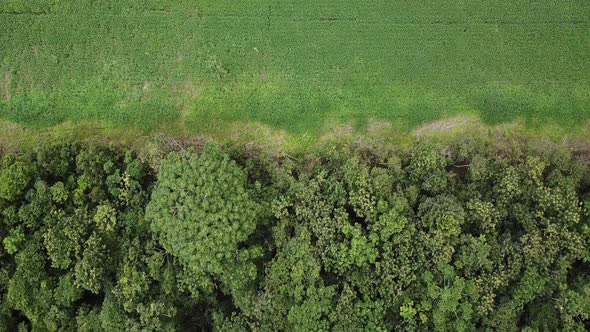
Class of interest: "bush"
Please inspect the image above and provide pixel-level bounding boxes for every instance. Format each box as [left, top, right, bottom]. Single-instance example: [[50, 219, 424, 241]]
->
[[0, 138, 588, 331]]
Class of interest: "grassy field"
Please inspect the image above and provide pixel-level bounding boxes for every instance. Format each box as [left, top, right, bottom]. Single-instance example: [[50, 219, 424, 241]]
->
[[1, 0, 590, 140]]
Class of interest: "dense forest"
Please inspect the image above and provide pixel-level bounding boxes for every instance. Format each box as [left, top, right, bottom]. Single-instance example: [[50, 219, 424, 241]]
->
[[0, 137, 589, 331]]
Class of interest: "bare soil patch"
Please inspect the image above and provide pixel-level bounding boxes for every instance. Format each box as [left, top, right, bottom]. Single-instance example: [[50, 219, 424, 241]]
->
[[367, 121, 392, 133], [142, 81, 151, 97], [1, 71, 11, 101], [171, 80, 204, 117], [334, 125, 354, 135], [172, 80, 203, 100], [416, 117, 476, 136]]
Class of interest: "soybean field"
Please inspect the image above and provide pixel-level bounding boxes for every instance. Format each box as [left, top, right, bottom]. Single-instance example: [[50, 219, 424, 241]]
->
[[1, 0, 590, 137]]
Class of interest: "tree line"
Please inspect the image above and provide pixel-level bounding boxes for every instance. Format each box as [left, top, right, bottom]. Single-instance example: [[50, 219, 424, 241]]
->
[[0, 137, 589, 331]]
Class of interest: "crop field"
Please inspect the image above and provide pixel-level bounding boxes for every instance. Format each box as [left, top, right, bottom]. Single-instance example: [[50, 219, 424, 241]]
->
[[1, 0, 590, 138]]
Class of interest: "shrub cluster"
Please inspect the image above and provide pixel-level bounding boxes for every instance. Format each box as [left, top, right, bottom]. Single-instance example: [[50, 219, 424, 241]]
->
[[0, 139, 589, 331]]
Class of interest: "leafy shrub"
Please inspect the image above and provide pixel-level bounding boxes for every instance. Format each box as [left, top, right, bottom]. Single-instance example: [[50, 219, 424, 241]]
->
[[0, 138, 588, 331]]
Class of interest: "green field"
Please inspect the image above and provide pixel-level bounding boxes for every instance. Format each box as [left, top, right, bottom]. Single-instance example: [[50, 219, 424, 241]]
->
[[1, 0, 590, 138]]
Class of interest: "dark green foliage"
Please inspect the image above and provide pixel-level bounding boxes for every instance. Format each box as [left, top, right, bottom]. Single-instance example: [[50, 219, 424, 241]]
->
[[0, 143, 203, 331], [0, 138, 589, 330]]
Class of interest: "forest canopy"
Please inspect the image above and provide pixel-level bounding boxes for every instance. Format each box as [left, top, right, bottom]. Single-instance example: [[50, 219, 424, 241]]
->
[[0, 137, 589, 331]]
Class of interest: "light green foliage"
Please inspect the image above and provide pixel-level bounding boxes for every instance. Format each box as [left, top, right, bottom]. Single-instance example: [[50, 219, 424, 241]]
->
[[369, 197, 410, 243], [50, 181, 68, 204], [400, 300, 418, 319], [94, 203, 117, 233], [0, 157, 30, 201], [407, 143, 448, 193], [75, 233, 108, 294], [496, 166, 523, 203], [43, 209, 88, 269], [147, 143, 261, 302], [418, 195, 465, 265], [2, 227, 24, 255], [466, 198, 499, 235], [337, 223, 378, 270], [421, 267, 479, 332], [374, 197, 422, 307], [114, 259, 150, 312], [343, 157, 382, 220]]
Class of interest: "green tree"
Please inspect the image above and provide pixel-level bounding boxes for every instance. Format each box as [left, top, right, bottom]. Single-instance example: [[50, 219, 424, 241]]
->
[[147, 144, 261, 306]]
